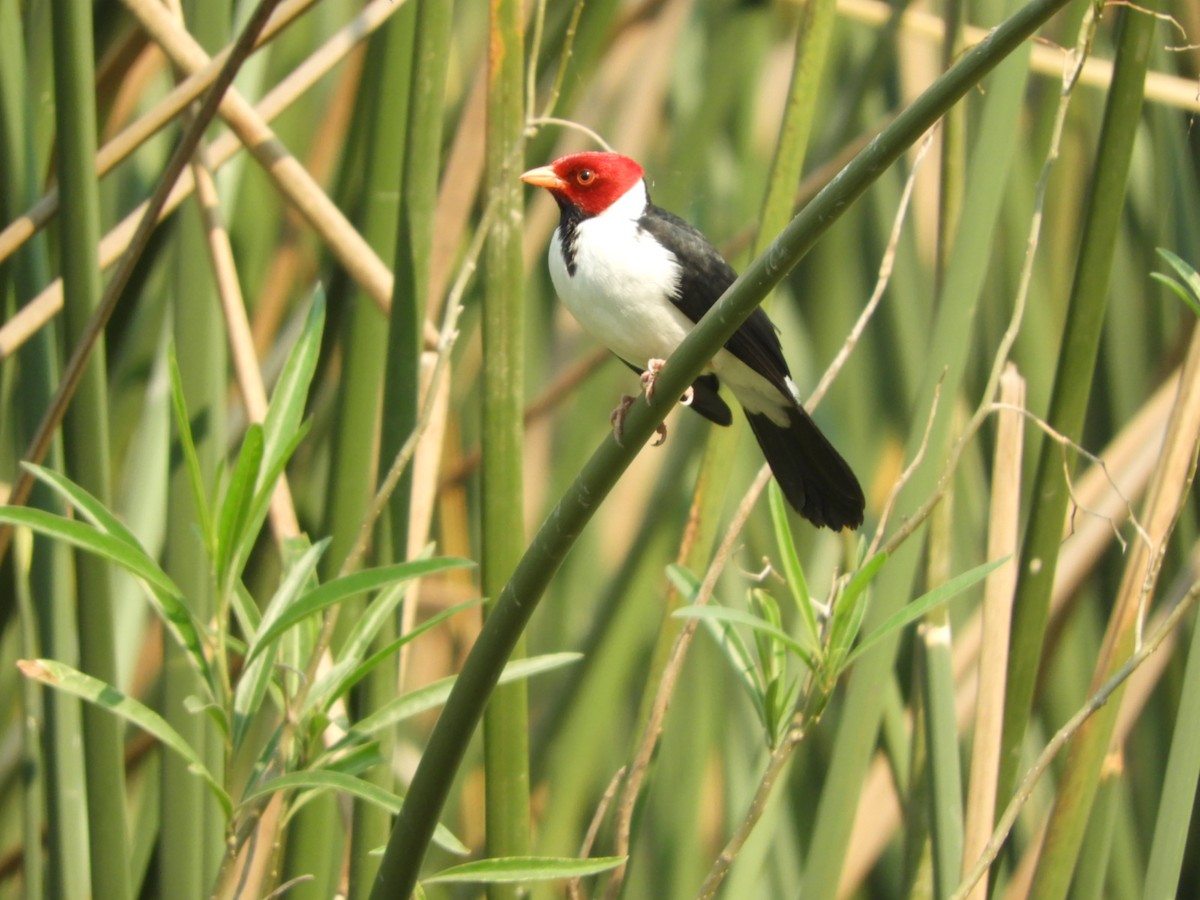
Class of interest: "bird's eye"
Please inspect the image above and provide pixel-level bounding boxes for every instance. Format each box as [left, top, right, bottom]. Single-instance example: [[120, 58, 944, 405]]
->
[[576, 169, 595, 185]]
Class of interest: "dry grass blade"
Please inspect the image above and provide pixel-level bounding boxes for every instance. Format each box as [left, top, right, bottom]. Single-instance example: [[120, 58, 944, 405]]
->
[[960, 364, 1024, 900]]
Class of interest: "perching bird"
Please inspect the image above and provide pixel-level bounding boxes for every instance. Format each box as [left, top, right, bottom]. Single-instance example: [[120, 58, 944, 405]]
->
[[521, 151, 864, 531]]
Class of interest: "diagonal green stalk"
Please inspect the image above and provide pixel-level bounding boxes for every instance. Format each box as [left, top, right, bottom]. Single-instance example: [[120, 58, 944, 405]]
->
[[480, 0, 531, 895], [996, 0, 1156, 816], [50, 1, 131, 895], [370, 0, 1075, 893]]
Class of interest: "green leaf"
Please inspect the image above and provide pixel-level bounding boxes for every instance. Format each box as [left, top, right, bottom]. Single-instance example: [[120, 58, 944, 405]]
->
[[827, 552, 889, 674], [423, 855, 625, 885], [846, 556, 1008, 666], [673, 605, 817, 673], [1153, 248, 1200, 317], [245, 557, 475, 663], [261, 289, 324, 489], [167, 345, 215, 553], [0, 507, 215, 696], [308, 596, 483, 714], [19, 659, 230, 816], [768, 480, 819, 649], [23, 462, 143, 549], [216, 423, 264, 584], [241, 769, 468, 856], [349, 653, 582, 738], [233, 539, 331, 750]]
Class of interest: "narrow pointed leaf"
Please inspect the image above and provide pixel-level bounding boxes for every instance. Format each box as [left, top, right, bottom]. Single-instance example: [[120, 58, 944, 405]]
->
[[846, 556, 1007, 666], [768, 481, 819, 648], [233, 539, 330, 749], [0, 508, 214, 693], [246, 557, 475, 662], [309, 597, 483, 714], [242, 769, 468, 855], [261, 289, 325, 485], [350, 653, 582, 737], [423, 856, 625, 885], [216, 423, 264, 582], [18, 659, 230, 816], [673, 605, 817, 673], [167, 345, 215, 552]]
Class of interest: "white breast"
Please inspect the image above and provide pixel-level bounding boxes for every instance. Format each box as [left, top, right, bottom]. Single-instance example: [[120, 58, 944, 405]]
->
[[547, 182, 697, 367]]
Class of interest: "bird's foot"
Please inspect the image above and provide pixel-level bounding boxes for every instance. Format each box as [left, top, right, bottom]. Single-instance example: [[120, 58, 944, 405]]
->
[[639, 358, 667, 402], [610, 394, 668, 447], [640, 358, 695, 407]]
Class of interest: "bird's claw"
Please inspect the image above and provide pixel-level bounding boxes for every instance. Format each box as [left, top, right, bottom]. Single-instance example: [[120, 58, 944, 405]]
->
[[610, 393, 669, 447], [610, 395, 636, 447], [640, 358, 695, 408], [639, 358, 667, 403]]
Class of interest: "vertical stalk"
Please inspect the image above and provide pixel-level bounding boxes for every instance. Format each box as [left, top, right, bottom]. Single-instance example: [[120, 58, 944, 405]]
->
[[1027, 35, 1190, 888], [922, 5, 969, 892], [0, 0, 87, 893], [162, 4, 230, 893], [481, 0, 530, 889], [996, 0, 1156, 817], [50, 1, 131, 895], [325, 6, 414, 898], [801, 38, 1032, 900], [1142, 576, 1200, 899], [921, 496, 964, 900]]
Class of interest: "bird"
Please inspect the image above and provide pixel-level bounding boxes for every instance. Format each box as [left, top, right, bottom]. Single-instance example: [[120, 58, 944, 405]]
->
[[521, 151, 865, 531]]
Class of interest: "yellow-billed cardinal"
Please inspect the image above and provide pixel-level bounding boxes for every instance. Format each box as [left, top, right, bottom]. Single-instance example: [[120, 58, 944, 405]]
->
[[521, 151, 864, 531]]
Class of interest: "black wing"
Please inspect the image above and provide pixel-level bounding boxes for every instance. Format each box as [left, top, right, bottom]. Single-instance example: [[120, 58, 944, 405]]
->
[[637, 205, 793, 398]]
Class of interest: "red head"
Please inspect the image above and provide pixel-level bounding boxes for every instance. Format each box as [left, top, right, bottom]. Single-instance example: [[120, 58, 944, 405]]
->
[[520, 152, 645, 217]]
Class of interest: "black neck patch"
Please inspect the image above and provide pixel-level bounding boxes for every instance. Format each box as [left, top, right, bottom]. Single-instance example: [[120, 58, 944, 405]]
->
[[554, 200, 585, 276]]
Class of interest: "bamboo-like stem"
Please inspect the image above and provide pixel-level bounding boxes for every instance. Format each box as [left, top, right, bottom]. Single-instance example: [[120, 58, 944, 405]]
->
[[370, 0, 1077, 893], [480, 1, 531, 894], [996, 0, 1159, 826], [835, 0, 1200, 112], [1029, 206, 1199, 900], [1142, 544, 1200, 897], [922, 494, 964, 900], [0, 0, 88, 893], [119, 0, 398, 315], [49, 1, 130, 895]]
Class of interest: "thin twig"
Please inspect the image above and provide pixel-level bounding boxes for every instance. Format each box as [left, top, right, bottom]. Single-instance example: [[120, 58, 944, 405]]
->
[[567, 766, 627, 900], [605, 466, 773, 899], [808, 128, 935, 409], [696, 722, 807, 899]]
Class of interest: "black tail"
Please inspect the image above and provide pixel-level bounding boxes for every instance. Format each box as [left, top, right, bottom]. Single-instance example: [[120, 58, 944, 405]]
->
[[745, 407, 865, 531]]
